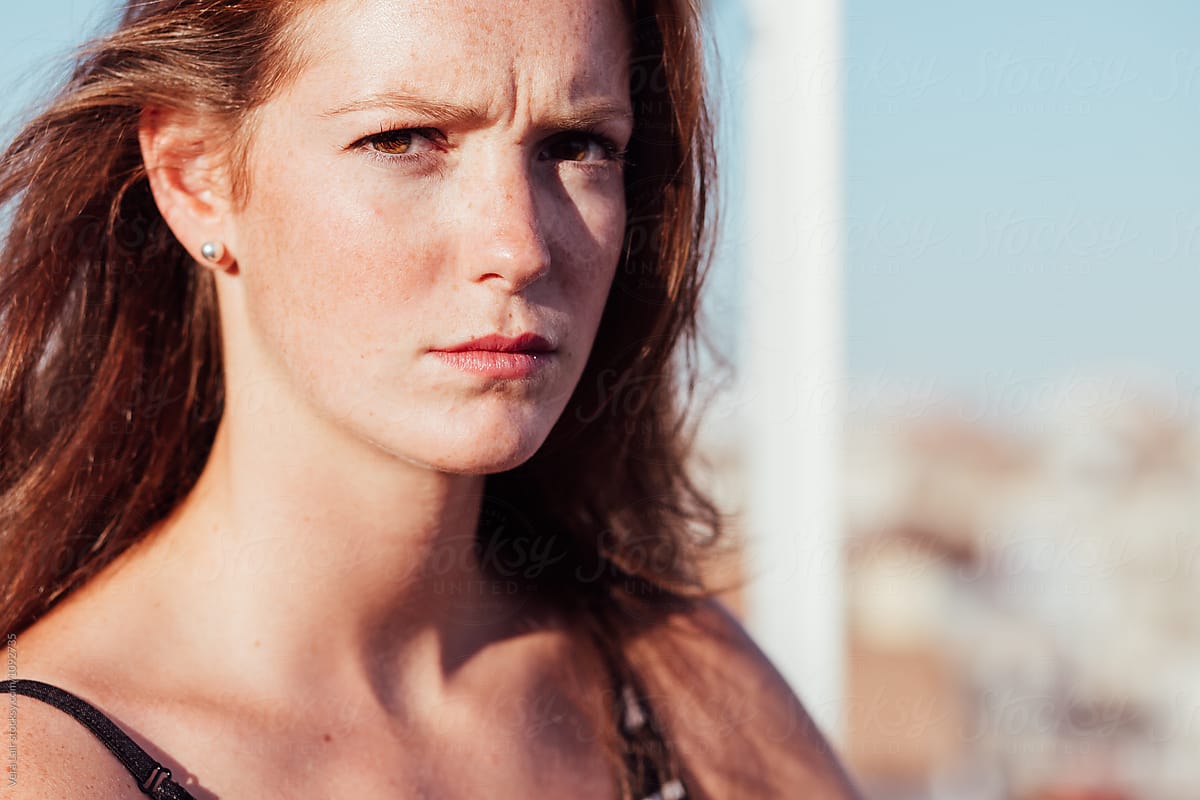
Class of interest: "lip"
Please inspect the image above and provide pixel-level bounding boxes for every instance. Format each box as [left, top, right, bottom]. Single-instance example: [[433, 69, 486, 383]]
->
[[435, 332, 556, 354], [429, 349, 554, 379], [430, 332, 557, 379]]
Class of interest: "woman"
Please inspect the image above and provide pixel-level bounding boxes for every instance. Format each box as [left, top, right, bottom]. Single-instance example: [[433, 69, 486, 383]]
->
[[0, 0, 862, 798]]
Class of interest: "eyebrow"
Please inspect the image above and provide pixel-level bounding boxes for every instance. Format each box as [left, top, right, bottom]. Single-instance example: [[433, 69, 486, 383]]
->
[[319, 89, 633, 130]]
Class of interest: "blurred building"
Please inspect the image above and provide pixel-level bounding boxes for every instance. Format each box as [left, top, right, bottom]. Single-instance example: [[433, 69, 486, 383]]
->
[[687, 374, 1200, 799], [840, 381, 1200, 800]]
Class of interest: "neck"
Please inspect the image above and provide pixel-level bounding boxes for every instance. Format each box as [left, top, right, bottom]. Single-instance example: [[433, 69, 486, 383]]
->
[[122, 401, 553, 724]]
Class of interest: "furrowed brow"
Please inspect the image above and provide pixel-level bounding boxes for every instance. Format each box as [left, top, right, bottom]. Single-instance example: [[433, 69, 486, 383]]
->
[[319, 91, 489, 125], [320, 91, 632, 131], [543, 102, 634, 131]]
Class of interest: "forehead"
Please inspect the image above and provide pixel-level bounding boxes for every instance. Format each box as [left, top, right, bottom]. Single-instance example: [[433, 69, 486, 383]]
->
[[284, 0, 633, 113]]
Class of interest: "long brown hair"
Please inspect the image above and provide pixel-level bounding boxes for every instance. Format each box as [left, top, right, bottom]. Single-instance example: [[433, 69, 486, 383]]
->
[[0, 0, 739, 795]]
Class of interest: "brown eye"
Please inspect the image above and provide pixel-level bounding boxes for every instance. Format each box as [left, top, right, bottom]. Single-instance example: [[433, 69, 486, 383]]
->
[[358, 128, 442, 160], [370, 130, 414, 155], [542, 132, 627, 169], [546, 134, 593, 162]]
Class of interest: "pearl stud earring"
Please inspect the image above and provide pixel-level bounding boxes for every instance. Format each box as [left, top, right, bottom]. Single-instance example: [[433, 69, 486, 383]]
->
[[200, 241, 225, 263]]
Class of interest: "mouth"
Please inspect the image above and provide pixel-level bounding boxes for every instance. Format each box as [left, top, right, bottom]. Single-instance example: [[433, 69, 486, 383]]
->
[[428, 349, 555, 379], [429, 331, 558, 379], [435, 332, 556, 354]]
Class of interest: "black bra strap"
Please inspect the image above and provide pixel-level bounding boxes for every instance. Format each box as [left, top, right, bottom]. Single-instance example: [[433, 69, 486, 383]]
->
[[580, 621, 685, 799], [5, 678, 196, 800]]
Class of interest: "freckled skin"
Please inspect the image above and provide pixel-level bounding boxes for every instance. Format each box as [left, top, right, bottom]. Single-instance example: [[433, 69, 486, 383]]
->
[[222, 0, 633, 475], [9, 7, 641, 797]]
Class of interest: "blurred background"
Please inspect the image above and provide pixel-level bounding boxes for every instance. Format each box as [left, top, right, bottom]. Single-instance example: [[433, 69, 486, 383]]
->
[[695, 2, 1200, 799], [4, 2, 1198, 798]]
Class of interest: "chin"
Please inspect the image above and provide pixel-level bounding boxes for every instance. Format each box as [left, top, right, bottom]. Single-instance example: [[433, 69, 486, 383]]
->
[[391, 422, 552, 476], [347, 392, 563, 474], [428, 444, 543, 476]]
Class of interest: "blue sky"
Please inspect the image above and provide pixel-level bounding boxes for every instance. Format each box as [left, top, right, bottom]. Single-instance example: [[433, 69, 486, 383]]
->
[[5, 1, 1197, 412], [844, 0, 1200, 408], [0, 2, 116, 130]]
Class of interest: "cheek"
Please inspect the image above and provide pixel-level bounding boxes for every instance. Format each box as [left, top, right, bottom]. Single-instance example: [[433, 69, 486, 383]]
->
[[235, 159, 441, 389], [236, 147, 624, 385], [561, 186, 626, 304]]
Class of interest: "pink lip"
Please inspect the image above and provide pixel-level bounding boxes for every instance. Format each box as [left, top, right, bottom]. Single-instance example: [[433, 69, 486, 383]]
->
[[430, 332, 557, 379], [436, 332, 556, 354], [430, 350, 554, 379]]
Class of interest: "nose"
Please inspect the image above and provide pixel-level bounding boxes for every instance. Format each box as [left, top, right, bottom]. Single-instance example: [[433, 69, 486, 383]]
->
[[462, 157, 552, 293]]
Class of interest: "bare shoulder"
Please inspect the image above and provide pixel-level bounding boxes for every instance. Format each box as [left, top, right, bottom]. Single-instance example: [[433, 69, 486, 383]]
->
[[5, 613, 152, 799], [3, 687, 145, 799], [629, 596, 865, 800]]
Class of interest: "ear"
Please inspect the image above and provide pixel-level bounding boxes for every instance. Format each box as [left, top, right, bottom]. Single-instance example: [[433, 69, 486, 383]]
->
[[138, 106, 238, 272]]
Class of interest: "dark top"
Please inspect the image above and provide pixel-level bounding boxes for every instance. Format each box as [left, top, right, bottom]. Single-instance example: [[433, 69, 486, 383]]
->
[[4, 671, 688, 800]]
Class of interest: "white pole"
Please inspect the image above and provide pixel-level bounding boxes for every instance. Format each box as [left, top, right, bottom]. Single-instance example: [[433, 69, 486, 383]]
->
[[737, 0, 846, 745]]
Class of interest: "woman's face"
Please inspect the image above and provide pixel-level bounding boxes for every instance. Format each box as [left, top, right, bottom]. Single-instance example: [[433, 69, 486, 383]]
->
[[223, 0, 632, 473]]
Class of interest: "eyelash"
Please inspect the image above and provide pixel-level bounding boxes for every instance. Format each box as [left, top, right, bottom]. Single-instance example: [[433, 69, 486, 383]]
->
[[352, 125, 629, 175]]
